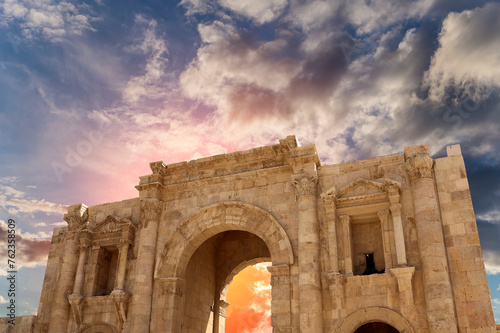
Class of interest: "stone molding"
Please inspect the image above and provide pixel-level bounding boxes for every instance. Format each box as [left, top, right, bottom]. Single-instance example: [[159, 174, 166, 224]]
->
[[405, 153, 434, 182]]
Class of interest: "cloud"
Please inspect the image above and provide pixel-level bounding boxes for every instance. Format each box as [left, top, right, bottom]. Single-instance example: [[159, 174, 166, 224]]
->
[[0, 180, 67, 217], [122, 17, 169, 104], [0, 295, 7, 304], [0, 219, 52, 276], [424, 2, 500, 102], [0, 0, 98, 42], [218, 0, 287, 25], [226, 264, 272, 332], [483, 250, 500, 276]]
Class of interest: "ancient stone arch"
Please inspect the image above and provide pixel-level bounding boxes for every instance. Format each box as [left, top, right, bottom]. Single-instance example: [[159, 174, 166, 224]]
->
[[79, 322, 118, 333], [30, 137, 496, 333], [338, 307, 415, 333], [151, 201, 294, 332], [155, 201, 294, 279]]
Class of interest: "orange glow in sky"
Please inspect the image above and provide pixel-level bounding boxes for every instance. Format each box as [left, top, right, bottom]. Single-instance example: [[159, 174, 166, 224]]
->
[[225, 263, 272, 333]]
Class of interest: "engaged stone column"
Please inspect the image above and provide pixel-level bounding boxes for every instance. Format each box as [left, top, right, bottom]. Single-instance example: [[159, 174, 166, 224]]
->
[[114, 239, 131, 291], [128, 198, 163, 333], [339, 215, 353, 276], [405, 146, 457, 333], [292, 174, 323, 333], [72, 239, 90, 295], [48, 204, 87, 333], [377, 210, 393, 270], [390, 204, 407, 267], [321, 194, 339, 273]]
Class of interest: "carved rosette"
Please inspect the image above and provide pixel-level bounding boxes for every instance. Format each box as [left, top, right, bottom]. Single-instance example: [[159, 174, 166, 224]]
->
[[140, 199, 163, 228], [405, 154, 434, 182], [292, 174, 318, 199]]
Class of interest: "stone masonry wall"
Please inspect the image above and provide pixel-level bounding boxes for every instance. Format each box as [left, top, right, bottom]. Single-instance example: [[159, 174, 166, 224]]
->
[[435, 148, 496, 332]]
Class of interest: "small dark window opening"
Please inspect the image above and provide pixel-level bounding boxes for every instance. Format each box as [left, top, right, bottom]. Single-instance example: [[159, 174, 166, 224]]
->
[[362, 253, 384, 275]]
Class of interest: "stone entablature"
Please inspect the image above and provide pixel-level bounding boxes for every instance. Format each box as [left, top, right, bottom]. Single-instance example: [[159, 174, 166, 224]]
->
[[24, 136, 495, 333]]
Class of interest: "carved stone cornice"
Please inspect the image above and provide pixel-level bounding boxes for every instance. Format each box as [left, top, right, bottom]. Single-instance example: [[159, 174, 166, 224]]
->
[[64, 204, 88, 230], [405, 154, 434, 182], [140, 199, 163, 228], [292, 174, 318, 199]]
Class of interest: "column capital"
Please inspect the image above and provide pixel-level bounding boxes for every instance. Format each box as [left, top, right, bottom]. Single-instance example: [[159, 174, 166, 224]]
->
[[339, 214, 351, 225], [268, 264, 291, 286], [64, 203, 88, 230], [390, 203, 402, 216], [140, 198, 163, 228], [292, 173, 318, 199], [78, 243, 90, 251], [390, 266, 415, 282], [405, 153, 434, 182], [377, 210, 390, 220]]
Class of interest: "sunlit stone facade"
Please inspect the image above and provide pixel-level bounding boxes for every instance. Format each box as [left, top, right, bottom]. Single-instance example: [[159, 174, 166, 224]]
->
[[12, 136, 497, 332]]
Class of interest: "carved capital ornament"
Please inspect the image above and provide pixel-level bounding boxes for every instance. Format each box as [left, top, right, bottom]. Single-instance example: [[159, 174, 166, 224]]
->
[[292, 174, 318, 199], [140, 199, 163, 228], [405, 154, 434, 182]]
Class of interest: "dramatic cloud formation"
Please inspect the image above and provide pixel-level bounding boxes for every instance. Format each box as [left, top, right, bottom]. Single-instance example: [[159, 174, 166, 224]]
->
[[424, 3, 500, 102], [0, 219, 52, 276], [226, 264, 271, 333], [1, 0, 500, 326]]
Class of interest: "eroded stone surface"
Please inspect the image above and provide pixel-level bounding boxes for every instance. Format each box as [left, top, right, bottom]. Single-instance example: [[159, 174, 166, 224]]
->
[[2, 136, 495, 333]]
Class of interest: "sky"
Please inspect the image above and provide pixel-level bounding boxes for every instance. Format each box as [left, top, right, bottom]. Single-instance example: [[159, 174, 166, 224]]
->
[[0, 0, 499, 330]]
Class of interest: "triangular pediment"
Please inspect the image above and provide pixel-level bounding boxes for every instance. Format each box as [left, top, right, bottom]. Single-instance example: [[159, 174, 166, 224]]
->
[[337, 178, 386, 199], [92, 215, 135, 233]]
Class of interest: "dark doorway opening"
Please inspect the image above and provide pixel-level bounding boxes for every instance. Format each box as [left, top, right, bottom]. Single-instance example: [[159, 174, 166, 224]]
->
[[355, 322, 399, 333]]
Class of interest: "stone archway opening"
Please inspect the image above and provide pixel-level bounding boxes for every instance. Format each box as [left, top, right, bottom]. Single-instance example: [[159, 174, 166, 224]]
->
[[224, 262, 272, 333], [355, 322, 400, 333], [180, 230, 272, 333]]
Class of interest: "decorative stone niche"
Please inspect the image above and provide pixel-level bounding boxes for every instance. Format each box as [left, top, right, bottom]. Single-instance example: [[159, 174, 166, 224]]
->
[[322, 178, 405, 276]]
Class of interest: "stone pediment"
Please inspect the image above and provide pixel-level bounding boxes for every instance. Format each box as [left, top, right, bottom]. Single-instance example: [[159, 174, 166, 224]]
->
[[93, 215, 135, 234], [321, 178, 401, 209], [337, 178, 386, 198], [77, 215, 137, 247]]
